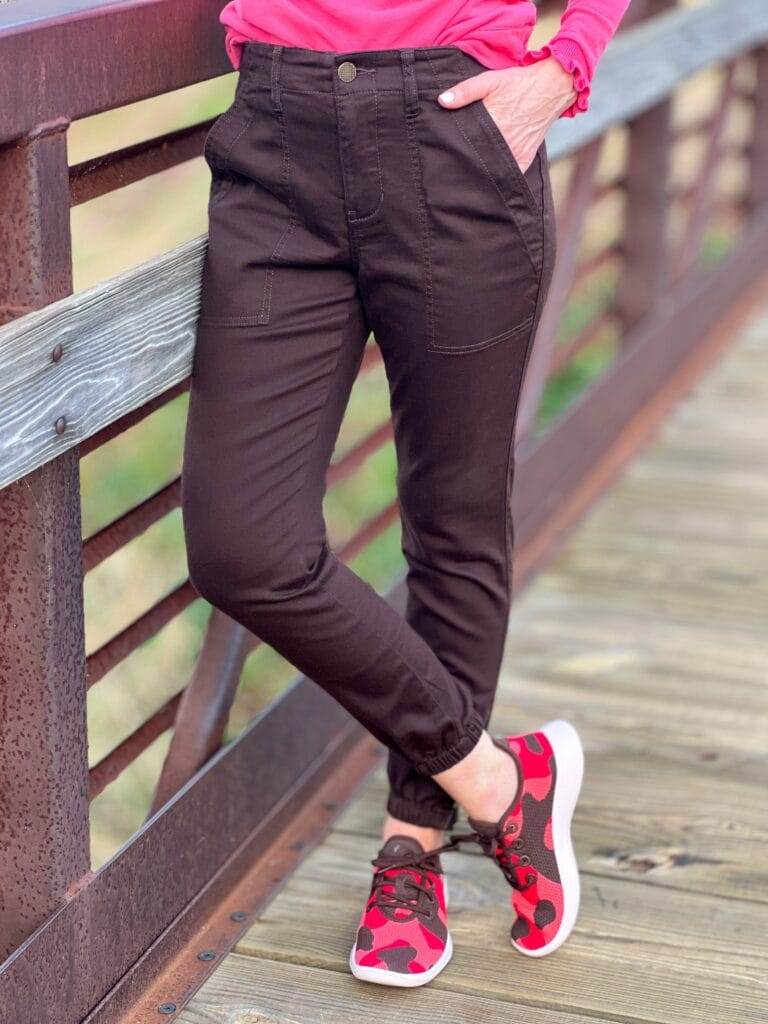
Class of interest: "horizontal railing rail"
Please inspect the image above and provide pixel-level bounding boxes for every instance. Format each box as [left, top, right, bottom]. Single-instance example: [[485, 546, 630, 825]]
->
[[0, 0, 230, 144]]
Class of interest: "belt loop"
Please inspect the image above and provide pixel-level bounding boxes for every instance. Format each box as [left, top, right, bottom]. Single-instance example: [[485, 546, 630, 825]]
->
[[400, 49, 419, 117], [270, 45, 284, 112]]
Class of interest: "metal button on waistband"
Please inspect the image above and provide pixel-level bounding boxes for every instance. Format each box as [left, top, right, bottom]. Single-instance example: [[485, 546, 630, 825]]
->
[[337, 61, 357, 83]]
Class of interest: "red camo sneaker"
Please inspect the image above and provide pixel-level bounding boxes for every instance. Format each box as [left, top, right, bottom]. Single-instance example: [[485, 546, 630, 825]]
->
[[349, 834, 453, 986], [466, 720, 584, 956]]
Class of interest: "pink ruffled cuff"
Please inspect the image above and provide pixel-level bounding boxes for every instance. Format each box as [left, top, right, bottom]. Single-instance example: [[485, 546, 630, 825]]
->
[[521, 36, 592, 119]]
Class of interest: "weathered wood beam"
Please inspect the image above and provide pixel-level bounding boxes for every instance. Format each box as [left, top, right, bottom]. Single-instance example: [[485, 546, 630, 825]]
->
[[0, 237, 203, 490]]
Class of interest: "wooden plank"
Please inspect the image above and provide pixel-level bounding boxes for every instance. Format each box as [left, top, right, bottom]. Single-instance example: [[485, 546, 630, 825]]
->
[[230, 831, 768, 1024], [0, 237, 203, 490], [538, 571, 767, 632], [503, 612, 768, 703], [176, 955, 611, 1024]]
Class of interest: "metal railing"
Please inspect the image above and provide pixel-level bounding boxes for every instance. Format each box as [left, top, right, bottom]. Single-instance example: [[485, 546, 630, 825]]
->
[[1, 0, 767, 1020]]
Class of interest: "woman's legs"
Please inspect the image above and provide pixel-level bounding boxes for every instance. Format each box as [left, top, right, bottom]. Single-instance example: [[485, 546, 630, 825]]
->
[[182, 45, 489, 784], [183, 41, 555, 840]]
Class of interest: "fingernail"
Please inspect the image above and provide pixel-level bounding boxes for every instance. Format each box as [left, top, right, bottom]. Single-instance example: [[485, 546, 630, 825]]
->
[[439, 90, 455, 105]]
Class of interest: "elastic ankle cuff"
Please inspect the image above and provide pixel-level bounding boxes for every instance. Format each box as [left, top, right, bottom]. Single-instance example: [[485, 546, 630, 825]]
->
[[414, 712, 485, 776], [386, 792, 458, 830]]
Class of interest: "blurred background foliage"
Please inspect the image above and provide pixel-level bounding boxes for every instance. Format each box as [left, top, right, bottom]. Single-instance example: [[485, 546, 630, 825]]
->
[[73, 5, 743, 867]]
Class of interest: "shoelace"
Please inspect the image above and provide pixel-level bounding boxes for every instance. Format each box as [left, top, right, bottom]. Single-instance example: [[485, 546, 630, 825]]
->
[[369, 834, 471, 920], [446, 829, 537, 892], [369, 827, 536, 920]]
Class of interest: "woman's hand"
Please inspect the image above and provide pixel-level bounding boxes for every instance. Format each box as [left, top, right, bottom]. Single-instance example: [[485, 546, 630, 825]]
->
[[438, 58, 577, 173]]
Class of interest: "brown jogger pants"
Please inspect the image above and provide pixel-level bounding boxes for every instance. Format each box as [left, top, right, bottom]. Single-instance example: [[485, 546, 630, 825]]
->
[[181, 41, 556, 829]]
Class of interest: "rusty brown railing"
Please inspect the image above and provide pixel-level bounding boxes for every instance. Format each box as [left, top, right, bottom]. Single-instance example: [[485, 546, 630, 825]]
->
[[2, 0, 768, 1020]]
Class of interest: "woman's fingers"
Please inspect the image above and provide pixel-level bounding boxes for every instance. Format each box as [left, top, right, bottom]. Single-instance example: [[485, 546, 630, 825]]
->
[[437, 71, 500, 109], [437, 61, 574, 175]]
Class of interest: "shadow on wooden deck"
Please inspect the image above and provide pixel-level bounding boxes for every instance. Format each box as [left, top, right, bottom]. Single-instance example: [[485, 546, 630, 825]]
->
[[178, 300, 768, 1024]]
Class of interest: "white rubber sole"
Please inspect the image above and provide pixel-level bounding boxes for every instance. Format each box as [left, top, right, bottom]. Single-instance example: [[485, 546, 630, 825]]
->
[[512, 719, 584, 958], [349, 877, 453, 987]]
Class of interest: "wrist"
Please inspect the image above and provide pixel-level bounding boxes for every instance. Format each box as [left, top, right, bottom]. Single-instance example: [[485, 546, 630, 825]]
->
[[521, 38, 591, 119], [534, 56, 579, 117], [547, 37, 592, 118]]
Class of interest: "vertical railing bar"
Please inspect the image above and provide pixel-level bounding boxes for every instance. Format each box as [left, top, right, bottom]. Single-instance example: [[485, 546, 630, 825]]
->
[[615, 94, 673, 331], [516, 138, 603, 440], [0, 123, 91, 961], [673, 60, 739, 280], [148, 612, 250, 816], [746, 45, 768, 215]]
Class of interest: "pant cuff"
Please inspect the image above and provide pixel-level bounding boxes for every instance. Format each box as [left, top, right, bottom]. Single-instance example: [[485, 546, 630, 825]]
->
[[413, 711, 485, 776], [386, 792, 458, 831]]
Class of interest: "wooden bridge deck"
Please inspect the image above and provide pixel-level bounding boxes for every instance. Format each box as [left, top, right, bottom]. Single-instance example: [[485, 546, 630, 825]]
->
[[178, 299, 768, 1024]]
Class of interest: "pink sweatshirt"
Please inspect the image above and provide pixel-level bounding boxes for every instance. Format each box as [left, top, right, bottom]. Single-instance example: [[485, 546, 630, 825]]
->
[[219, 1, 632, 118]]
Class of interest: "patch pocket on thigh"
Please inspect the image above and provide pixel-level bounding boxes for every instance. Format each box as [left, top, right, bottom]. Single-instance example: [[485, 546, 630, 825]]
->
[[197, 89, 296, 329]]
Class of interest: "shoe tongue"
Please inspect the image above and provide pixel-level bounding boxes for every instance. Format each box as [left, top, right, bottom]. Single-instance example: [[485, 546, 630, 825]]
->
[[379, 834, 425, 858], [466, 815, 501, 836]]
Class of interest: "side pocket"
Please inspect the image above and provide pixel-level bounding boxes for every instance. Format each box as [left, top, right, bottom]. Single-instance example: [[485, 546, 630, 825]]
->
[[203, 110, 233, 170], [204, 94, 246, 173], [208, 167, 236, 207], [472, 98, 543, 219], [418, 55, 546, 356], [197, 88, 296, 329]]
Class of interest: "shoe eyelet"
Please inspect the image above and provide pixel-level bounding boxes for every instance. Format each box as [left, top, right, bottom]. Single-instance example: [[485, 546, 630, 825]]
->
[[526, 872, 536, 886], [519, 854, 531, 866], [507, 824, 518, 833], [513, 838, 523, 850]]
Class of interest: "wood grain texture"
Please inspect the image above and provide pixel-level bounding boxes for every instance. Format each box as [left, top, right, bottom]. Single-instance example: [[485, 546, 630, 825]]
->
[[0, 237, 203, 490], [2, 1, 768, 491], [177, 955, 611, 1024], [227, 831, 767, 1024], [334, 752, 768, 904], [178, 283, 768, 1024]]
